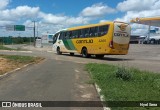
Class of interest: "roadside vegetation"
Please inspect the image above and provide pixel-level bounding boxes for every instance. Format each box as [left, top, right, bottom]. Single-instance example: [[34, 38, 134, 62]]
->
[[0, 37, 34, 44], [0, 45, 28, 51], [86, 63, 160, 110], [0, 45, 15, 50], [0, 55, 44, 75]]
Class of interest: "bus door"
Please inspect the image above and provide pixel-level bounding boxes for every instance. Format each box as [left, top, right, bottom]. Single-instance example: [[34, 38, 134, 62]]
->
[[52, 32, 59, 52]]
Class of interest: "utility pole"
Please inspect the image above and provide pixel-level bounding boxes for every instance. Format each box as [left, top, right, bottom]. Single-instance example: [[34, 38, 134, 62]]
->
[[33, 21, 36, 47], [37, 22, 39, 39]]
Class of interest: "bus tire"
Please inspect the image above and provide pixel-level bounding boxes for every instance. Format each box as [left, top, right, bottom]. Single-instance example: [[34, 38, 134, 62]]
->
[[57, 47, 62, 55], [95, 55, 104, 59], [150, 39, 155, 44], [81, 48, 90, 58], [70, 53, 74, 56]]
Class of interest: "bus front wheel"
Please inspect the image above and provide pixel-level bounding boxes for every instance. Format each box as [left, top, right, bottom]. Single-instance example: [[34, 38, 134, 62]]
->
[[81, 48, 90, 58], [57, 47, 62, 55]]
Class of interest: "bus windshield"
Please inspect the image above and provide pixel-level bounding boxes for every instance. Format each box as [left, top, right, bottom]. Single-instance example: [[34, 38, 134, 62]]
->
[[53, 33, 59, 44]]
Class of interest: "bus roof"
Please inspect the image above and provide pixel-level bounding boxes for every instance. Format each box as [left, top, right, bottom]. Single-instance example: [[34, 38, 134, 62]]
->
[[55, 21, 129, 32], [130, 16, 160, 27], [68, 21, 114, 31]]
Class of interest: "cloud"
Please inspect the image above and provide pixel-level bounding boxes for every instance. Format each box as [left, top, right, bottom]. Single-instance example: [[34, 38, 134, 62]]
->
[[117, 0, 158, 12], [23, 14, 91, 35], [80, 3, 116, 17], [130, 24, 149, 35], [99, 19, 112, 23], [0, 0, 10, 10], [65, 16, 90, 25], [38, 12, 67, 25], [0, 2, 116, 36], [115, 0, 160, 35], [131, 28, 149, 35], [116, 9, 160, 23], [151, 0, 160, 10], [3, 0, 159, 36], [11, 6, 40, 18], [115, 9, 160, 35], [0, 1, 91, 36], [116, 0, 160, 22], [0, 6, 40, 21], [39, 12, 90, 27], [0, 20, 14, 25]]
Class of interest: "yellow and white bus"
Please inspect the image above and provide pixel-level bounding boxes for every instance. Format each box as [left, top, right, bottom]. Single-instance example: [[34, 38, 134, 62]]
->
[[52, 21, 131, 58]]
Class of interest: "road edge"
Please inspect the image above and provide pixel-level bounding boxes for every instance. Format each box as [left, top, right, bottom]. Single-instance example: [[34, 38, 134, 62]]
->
[[94, 83, 111, 110]]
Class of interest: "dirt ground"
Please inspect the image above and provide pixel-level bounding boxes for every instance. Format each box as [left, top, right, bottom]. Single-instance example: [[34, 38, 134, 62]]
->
[[0, 57, 22, 75]]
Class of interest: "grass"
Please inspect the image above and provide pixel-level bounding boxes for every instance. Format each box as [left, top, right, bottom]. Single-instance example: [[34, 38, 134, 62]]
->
[[1, 55, 41, 64], [0, 45, 15, 50], [85, 63, 160, 110]]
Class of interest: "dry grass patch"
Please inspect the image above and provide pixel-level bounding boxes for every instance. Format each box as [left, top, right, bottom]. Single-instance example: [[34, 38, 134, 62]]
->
[[0, 55, 44, 75]]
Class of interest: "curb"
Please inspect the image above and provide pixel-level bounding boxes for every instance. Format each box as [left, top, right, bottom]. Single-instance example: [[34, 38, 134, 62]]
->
[[0, 50, 32, 53], [94, 83, 111, 110]]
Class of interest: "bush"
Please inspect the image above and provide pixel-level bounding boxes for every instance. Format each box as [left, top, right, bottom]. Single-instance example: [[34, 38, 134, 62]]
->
[[116, 67, 132, 81], [153, 79, 160, 91]]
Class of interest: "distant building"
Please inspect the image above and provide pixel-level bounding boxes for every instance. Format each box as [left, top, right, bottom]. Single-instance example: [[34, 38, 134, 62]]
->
[[41, 34, 54, 44]]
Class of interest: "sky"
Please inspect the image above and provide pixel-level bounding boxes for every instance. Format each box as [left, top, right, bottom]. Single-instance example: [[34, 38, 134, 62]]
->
[[0, 0, 160, 37]]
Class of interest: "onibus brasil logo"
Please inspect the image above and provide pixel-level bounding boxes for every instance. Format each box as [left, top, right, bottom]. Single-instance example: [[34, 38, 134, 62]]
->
[[1, 102, 42, 108]]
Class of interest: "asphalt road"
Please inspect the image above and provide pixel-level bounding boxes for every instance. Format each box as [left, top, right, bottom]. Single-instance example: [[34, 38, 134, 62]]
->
[[0, 48, 102, 110]]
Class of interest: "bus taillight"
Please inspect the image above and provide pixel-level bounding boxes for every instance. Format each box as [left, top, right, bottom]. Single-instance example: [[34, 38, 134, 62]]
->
[[109, 41, 114, 49]]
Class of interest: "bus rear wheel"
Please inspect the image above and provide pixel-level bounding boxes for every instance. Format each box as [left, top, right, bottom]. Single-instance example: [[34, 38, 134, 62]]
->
[[95, 55, 104, 59], [81, 48, 90, 58], [57, 47, 62, 55]]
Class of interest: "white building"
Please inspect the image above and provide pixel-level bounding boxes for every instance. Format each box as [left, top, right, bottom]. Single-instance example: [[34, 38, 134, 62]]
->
[[41, 34, 54, 44]]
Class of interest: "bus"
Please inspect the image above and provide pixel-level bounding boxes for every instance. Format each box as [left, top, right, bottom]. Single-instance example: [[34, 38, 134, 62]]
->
[[52, 21, 131, 58]]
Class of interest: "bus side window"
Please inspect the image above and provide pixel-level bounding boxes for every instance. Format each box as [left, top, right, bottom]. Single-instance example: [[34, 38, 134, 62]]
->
[[85, 28, 90, 37], [65, 32, 69, 39], [72, 30, 78, 38], [72, 31, 75, 38], [81, 28, 89, 38], [68, 31, 72, 39], [89, 27, 94, 37], [90, 27, 98, 37], [98, 25, 109, 36], [64, 32, 67, 39], [77, 29, 81, 38], [94, 27, 98, 36], [81, 29, 85, 38]]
